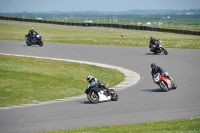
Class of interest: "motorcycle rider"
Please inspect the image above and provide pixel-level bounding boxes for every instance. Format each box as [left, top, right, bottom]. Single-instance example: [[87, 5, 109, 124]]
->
[[86, 75, 111, 95], [151, 63, 173, 82], [28, 28, 38, 43], [149, 37, 159, 51]]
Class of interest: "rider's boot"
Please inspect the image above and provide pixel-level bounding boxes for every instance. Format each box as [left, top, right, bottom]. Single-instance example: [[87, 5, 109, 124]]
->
[[104, 87, 113, 95], [149, 44, 151, 48], [150, 47, 154, 51]]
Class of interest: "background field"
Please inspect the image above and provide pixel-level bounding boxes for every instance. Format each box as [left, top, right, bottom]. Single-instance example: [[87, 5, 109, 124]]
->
[[0, 20, 200, 49], [1, 11, 200, 31]]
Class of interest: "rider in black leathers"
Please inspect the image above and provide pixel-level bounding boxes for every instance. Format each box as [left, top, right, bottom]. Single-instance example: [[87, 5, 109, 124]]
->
[[86, 75, 111, 94], [28, 28, 38, 43], [151, 63, 173, 82], [149, 37, 159, 51]]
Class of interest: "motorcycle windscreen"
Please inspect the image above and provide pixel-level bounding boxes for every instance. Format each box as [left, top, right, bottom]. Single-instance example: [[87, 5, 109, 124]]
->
[[35, 35, 42, 40]]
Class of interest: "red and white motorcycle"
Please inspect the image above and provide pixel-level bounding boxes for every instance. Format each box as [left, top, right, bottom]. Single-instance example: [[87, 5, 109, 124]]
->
[[153, 73, 177, 92]]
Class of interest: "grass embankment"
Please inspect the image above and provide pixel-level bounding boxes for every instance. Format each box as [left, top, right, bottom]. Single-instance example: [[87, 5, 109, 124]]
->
[[0, 55, 124, 107], [0, 20, 200, 49], [41, 117, 200, 133]]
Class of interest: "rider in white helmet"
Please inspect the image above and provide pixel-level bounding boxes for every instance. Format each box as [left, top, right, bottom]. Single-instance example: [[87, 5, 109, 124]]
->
[[86, 75, 110, 94], [28, 28, 38, 43]]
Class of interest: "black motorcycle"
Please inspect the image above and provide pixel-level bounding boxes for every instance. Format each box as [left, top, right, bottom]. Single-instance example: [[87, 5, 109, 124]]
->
[[150, 40, 168, 55]]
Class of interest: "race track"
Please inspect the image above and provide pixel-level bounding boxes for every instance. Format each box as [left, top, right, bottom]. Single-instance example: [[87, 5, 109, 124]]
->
[[0, 40, 200, 133]]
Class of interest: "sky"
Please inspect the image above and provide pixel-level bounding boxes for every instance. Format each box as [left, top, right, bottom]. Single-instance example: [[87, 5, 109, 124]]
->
[[0, 0, 200, 12]]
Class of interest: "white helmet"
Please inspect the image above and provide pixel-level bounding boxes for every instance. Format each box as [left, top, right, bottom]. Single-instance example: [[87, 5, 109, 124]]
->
[[30, 28, 34, 31], [86, 75, 93, 82]]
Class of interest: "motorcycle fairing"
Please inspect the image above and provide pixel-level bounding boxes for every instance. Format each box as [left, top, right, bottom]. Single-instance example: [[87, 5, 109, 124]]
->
[[160, 75, 172, 89], [91, 87, 111, 102], [98, 91, 111, 102], [154, 73, 172, 89]]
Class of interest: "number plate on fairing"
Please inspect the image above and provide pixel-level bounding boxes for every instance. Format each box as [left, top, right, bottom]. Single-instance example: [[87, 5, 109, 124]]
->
[[154, 73, 160, 82]]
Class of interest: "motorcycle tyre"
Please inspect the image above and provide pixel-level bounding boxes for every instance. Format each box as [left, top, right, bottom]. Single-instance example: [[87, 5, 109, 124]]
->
[[87, 91, 99, 104], [163, 49, 168, 55], [159, 81, 168, 92], [109, 89, 118, 101], [172, 81, 177, 89], [39, 41, 43, 47], [26, 40, 31, 46]]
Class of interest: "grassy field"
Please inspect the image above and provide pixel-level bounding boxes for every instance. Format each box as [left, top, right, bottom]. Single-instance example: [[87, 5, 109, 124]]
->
[[0, 55, 124, 107], [0, 20, 200, 49], [41, 117, 200, 133]]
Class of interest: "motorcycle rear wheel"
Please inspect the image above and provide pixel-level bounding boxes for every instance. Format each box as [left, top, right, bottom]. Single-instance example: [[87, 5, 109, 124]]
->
[[87, 91, 99, 103], [172, 81, 177, 89], [110, 89, 118, 101], [26, 40, 31, 46]]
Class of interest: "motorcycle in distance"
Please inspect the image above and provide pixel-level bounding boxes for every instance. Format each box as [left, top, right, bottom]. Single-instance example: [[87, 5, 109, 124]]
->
[[153, 72, 177, 92], [150, 40, 168, 55], [85, 82, 118, 103], [25, 33, 43, 47]]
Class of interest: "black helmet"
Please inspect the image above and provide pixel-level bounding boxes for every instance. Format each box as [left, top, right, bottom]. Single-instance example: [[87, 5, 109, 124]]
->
[[150, 37, 154, 40], [151, 63, 156, 70], [86, 75, 93, 82]]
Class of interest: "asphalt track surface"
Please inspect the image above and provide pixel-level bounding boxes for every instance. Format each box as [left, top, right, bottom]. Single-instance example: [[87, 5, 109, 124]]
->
[[0, 40, 200, 133]]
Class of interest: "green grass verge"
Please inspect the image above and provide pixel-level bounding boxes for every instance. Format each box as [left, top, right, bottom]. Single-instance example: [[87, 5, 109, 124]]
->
[[0, 55, 124, 107], [40, 117, 200, 133], [0, 20, 200, 49]]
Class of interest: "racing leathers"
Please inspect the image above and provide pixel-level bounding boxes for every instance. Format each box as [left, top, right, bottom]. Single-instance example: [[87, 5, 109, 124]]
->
[[151, 66, 173, 82], [149, 38, 159, 50], [28, 30, 38, 43], [88, 77, 110, 94]]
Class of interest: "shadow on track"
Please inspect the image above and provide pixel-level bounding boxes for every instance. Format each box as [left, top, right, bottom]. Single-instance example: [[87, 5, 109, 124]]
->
[[78, 101, 93, 104], [144, 53, 165, 55], [141, 88, 165, 92], [22, 45, 42, 47]]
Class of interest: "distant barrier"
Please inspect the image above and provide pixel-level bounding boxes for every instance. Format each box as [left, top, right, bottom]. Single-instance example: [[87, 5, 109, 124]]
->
[[0, 16, 199, 36]]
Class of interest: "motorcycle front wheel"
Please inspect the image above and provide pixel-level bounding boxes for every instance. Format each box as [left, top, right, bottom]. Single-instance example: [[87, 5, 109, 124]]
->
[[39, 41, 43, 47], [159, 81, 168, 92], [163, 49, 168, 55], [110, 89, 119, 101], [87, 91, 99, 103]]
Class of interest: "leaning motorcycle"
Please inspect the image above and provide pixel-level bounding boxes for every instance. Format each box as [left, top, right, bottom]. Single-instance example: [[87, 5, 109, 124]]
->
[[25, 34, 43, 47], [153, 73, 177, 92], [150, 40, 168, 55], [85, 82, 118, 103]]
